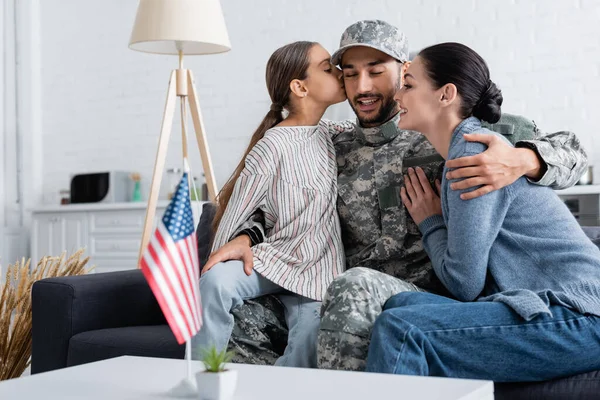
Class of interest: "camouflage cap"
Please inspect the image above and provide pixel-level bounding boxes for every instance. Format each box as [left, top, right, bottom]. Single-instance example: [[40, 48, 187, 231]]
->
[[331, 20, 409, 66]]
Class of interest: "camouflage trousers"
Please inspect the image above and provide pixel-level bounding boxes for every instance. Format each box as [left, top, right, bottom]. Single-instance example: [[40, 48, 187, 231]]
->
[[317, 267, 425, 371]]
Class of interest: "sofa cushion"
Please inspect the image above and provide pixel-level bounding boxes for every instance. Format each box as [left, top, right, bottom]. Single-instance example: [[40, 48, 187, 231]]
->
[[67, 325, 184, 367], [197, 202, 217, 268], [495, 370, 600, 400]]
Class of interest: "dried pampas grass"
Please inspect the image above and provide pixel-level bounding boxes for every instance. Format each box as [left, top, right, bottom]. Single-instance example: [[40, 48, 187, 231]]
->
[[0, 249, 93, 380]]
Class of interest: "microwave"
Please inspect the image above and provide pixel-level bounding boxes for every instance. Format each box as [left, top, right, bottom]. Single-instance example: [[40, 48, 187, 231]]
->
[[70, 171, 131, 203]]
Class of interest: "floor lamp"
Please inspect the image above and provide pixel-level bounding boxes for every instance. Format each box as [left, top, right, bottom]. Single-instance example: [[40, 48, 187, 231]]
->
[[129, 0, 231, 270]]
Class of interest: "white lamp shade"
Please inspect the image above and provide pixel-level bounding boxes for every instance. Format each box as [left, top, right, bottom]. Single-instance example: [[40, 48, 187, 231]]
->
[[129, 0, 231, 55]]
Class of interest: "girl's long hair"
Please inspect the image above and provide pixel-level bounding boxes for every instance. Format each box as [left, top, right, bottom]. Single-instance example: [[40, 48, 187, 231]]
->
[[212, 41, 317, 235]]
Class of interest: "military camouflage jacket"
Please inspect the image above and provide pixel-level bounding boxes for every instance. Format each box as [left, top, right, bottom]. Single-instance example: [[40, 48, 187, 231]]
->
[[331, 112, 587, 293]]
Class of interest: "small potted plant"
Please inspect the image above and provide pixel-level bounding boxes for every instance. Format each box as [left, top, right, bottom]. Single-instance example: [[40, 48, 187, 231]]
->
[[195, 346, 237, 400]]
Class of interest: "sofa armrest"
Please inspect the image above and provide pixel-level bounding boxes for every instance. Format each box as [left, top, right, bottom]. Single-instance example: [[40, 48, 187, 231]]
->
[[31, 269, 164, 374]]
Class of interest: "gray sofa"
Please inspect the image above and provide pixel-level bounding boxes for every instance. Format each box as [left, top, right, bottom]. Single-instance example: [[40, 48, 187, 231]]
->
[[32, 203, 600, 399]]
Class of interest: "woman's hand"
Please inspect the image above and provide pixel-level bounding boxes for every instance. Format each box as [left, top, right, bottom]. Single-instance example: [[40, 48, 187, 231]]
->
[[400, 167, 442, 225]]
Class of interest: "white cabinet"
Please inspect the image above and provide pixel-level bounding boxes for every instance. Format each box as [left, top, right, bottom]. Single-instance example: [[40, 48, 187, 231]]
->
[[30, 202, 204, 273], [32, 213, 88, 263]]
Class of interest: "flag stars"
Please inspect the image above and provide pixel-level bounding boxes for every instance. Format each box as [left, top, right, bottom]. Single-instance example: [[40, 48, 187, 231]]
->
[[162, 172, 196, 240]]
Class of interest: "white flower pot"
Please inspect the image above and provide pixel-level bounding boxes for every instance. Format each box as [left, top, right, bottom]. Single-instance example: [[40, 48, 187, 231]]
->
[[195, 369, 238, 400]]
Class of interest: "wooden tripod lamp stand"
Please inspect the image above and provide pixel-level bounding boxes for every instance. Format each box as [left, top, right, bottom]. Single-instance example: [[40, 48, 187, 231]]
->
[[129, 0, 231, 266]]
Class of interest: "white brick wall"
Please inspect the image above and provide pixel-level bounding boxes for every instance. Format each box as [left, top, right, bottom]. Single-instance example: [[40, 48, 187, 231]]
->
[[37, 0, 600, 202]]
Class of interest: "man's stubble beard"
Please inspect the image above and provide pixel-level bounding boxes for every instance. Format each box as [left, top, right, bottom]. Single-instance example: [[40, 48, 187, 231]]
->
[[350, 79, 402, 128]]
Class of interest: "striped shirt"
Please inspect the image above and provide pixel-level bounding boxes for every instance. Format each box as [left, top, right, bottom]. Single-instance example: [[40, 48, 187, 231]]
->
[[212, 120, 353, 301]]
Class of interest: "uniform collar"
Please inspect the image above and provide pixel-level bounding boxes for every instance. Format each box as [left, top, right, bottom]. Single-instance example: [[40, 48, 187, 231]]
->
[[355, 112, 401, 146]]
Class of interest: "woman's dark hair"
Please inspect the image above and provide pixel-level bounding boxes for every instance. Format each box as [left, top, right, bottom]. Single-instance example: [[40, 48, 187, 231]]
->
[[212, 41, 317, 234], [418, 42, 503, 123]]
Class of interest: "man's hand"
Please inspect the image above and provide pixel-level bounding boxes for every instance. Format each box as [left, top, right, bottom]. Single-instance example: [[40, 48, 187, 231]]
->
[[445, 134, 543, 200], [400, 167, 442, 225], [201, 234, 254, 276]]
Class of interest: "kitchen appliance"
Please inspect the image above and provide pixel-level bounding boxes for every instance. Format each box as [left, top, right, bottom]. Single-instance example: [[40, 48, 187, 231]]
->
[[69, 171, 130, 204]]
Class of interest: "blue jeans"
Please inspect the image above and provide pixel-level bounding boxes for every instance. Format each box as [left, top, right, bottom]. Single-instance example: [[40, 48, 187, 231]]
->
[[191, 260, 321, 368], [366, 292, 600, 382]]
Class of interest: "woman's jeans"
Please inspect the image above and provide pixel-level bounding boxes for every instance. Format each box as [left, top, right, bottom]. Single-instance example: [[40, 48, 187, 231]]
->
[[366, 292, 600, 382], [191, 260, 321, 368]]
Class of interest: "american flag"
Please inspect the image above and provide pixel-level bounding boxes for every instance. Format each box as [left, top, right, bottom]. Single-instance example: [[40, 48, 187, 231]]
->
[[140, 172, 202, 344]]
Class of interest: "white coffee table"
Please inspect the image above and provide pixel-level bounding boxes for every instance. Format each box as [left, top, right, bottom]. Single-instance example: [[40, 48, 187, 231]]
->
[[0, 356, 494, 399]]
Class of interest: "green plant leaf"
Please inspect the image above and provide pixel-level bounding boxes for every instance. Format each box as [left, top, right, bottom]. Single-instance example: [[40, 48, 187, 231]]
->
[[200, 345, 235, 372]]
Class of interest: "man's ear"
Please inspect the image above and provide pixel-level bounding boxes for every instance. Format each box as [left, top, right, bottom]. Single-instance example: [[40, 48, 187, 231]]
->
[[440, 83, 458, 106], [290, 79, 308, 98]]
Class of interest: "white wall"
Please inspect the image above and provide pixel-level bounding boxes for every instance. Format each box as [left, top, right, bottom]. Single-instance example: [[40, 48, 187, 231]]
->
[[1, 0, 29, 266], [33, 0, 600, 202]]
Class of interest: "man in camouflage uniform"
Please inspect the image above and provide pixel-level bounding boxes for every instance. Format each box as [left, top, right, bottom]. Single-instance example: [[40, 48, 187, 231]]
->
[[201, 20, 587, 369]]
